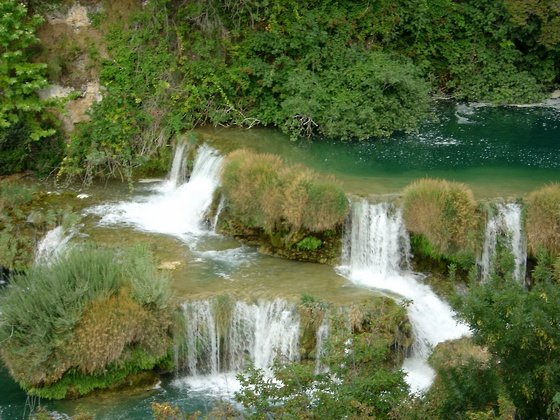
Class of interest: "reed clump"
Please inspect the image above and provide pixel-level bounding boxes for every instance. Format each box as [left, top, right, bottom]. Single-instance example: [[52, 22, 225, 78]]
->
[[221, 149, 348, 237], [402, 178, 480, 257], [0, 245, 172, 398], [526, 183, 560, 256]]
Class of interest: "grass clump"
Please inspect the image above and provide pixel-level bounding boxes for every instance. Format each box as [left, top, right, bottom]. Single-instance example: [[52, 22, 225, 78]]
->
[[526, 184, 560, 257], [221, 149, 348, 240], [0, 245, 172, 398], [402, 178, 481, 259]]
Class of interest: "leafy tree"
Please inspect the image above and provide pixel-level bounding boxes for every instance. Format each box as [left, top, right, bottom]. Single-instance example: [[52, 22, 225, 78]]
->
[[0, 0, 58, 174], [459, 278, 560, 418]]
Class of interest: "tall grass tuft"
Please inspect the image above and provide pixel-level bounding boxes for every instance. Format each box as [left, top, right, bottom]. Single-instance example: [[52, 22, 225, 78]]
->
[[221, 149, 348, 238], [0, 245, 171, 395], [402, 178, 481, 257], [526, 183, 560, 256]]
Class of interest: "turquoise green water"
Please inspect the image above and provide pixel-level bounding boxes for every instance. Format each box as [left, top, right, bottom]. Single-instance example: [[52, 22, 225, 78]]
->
[[0, 369, 214, 419], [201, 102, 560, 198]]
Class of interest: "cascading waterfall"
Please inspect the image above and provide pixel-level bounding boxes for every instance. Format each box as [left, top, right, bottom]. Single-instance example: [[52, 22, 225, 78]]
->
[[34, 226, 74, 265], [175, 299, 300, 395], [480, 202, 526, 283], [179, 299, 300, 376], [338, 199, 470, 394], [91, 144, 223, 240], [166, 141, 189, 189]]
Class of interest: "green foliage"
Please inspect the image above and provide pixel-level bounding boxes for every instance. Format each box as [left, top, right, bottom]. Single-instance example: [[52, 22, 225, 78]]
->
[[174, 0, 431, 141], [526, 183, 560, 257], [0, 245, 171, 396], [54, 0, 560, 180], [459, 277, 560, 418], [394, 0, 555, 103], [59, 0, 178, 184], [402, 179, 481, 259], [0, 0, 60, 175], [296, 236, 322, 251], [425, 339, 500, 419]]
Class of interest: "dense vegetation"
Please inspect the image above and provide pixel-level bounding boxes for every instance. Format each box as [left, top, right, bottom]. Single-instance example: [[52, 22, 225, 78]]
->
[[0, 246, 172, 398], [0, 0, 62, 175], [2, 0, 559, 179]]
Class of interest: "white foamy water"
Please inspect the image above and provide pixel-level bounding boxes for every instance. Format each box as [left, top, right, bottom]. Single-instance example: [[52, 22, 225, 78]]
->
[[480, 202, 526, 283], [338, 200, 470, 394], [89, 144, 223, 241], [175, 299, 300, 396], [35, 226, 74, 265]]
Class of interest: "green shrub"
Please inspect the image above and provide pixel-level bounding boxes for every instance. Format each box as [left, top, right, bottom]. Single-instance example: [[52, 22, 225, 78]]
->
[[425, 339, 499, 419], [296, 236, 322, 251], [526, 184, 560, 257], [402, 179, 481, 257], [222, 149, 348, 236], [0, 245, 171, 397]]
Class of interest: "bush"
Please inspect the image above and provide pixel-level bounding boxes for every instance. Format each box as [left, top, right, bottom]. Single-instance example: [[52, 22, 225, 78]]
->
[[426, 338, 499, 419], [296, 236, 322, 251], [402, 179, 480, 257], [0, 245, 171, 397], [526, 184, 560, 257], [222, 149, 348, 236]]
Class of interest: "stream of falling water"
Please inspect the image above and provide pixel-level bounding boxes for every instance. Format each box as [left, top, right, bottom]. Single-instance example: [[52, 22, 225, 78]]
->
[[89, 144, 223, 241], [173, 299, 301, 397], [338, 200, 471, 393], [480, 202, 527, 283]]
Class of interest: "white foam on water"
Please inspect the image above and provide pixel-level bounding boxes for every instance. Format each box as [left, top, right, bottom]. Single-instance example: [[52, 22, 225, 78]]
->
[[338, 200, 470, 394], [88, 144, 223, 243]]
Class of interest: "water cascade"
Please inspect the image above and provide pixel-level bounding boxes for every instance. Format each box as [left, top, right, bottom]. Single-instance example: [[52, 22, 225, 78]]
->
[[480, 202, 526, 283], [34, 226, 74, 265], [175, 299, 301, 394], [339, 200, 470, 393], [167, 141, 189, 188], [92, 144, 223, 240]]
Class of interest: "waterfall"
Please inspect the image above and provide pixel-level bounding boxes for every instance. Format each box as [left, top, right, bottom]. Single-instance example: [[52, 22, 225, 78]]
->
[[339, 199, 470, 394], [480, 202, 526, 283], [167, 141, 189, 189], [91, 144, 223, 240], [35, 226, 74, 265], [178, 299, 300, 377], [183, 301, 221, 375], [211, 195, 225, 232]]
